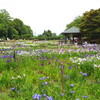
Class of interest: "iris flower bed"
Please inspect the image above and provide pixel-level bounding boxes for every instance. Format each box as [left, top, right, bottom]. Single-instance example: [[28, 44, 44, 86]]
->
[[0, 42, 100, 100]]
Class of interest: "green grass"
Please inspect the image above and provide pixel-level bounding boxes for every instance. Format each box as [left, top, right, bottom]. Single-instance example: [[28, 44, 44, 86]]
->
[[0, 42, 100, 100]]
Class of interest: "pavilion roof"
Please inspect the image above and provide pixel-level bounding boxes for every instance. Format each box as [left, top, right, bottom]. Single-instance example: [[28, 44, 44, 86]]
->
[[61, 26, 80, 34]]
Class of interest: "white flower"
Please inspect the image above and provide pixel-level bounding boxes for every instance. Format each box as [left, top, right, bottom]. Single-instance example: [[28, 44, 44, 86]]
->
[[94, 64, 100, 68], [78, 63, 81, 65], [17, 75, 21, 78], [23, 74, 26, 77], [98, 65, 100, 67], [94, 64, 97, 67], [11, 77, 15, 79]]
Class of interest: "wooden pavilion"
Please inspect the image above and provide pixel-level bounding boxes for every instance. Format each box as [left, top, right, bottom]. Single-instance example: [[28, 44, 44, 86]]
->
[[61, 26, 82, 44]]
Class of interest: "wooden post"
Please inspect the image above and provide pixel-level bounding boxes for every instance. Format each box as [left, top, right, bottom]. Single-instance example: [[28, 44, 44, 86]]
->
[[61, 66, 64, 94], [59, 65, 64, 94], [13, 50, 17, 62]]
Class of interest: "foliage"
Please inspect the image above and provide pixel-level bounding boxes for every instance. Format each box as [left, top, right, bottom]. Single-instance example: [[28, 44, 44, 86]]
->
[[36, 32, 65, 40], [80, 8, 100, 39], [36, 30, 59, 40], [43, 30, 52, 37], [0, 9, 33, 40]]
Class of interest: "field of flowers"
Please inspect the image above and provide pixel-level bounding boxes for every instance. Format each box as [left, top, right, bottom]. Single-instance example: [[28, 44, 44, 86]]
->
[[0, 40, 100, 100]]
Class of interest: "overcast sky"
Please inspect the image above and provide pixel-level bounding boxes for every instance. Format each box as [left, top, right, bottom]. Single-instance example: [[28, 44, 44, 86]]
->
[[0, 0, 100, 35]]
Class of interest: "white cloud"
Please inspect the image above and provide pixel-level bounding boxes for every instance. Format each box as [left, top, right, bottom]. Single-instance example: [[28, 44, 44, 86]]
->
[[0, 0, 100, 35]]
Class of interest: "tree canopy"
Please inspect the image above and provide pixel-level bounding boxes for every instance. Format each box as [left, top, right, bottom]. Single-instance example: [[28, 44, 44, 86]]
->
[[0, 9, 33, 40], [37, 30, 58, 40], [80, 8, 100, 39]]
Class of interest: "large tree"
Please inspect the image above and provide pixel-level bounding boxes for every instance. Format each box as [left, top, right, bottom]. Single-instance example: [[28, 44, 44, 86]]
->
[[13, 18, 25, 37], [80, 8, 100, 39], [13, 18, 33, 39], [43, 30, 52, 37], [36, 30, 58, 40], [0, 9, 13, 39], [22, 25, 33, 39], [0, 9, 33, 39]]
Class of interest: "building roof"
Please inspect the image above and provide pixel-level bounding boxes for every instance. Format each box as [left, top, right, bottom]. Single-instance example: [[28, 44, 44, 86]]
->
[[61, 26, 80, 34]]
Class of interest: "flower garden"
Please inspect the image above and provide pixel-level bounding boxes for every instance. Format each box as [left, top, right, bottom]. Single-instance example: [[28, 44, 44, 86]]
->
[[0, 40, 100, 100]]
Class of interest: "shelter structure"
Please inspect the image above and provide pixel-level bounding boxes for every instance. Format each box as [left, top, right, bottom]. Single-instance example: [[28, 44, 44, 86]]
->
[[61, 26, 82, 44]]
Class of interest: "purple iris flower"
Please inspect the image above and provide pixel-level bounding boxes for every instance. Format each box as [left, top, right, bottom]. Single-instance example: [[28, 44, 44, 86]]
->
[[65, 75, 70, 78], [70, 91, 75, 93], [10, 87, 15, 90], [40, 63, 44, 66], [32, 93, 41, 100], [48, 61, 51, 64], [47, 96, 53, 100], [79, 72, 82, 74], [80, 72, 87, 76], [38, 77, 46, 80], [42, 94, 47, 97], [6, 60, 11, 62], [82, 73, 87, 76], [82, 95, 88, 98], [68, 66, 72, 69], [70, 84, 74, 87], [61, 93, 64, 96], [38, 49, 43, 52], [42, 82, 48, 85]]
